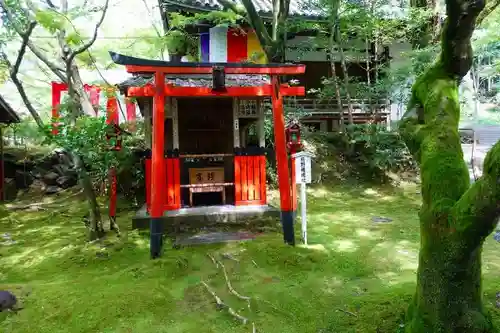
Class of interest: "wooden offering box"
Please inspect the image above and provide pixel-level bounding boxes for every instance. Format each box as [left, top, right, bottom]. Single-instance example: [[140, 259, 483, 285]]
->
[[188, 167, 227, 206]]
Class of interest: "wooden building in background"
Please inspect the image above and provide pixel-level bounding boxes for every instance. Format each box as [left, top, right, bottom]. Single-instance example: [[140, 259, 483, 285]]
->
[[0, 95, 21, 201], [161, 0, 393, 129]]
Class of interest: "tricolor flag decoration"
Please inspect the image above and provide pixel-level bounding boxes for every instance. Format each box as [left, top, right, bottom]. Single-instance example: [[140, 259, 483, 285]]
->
[[199, 28, 267, 64]]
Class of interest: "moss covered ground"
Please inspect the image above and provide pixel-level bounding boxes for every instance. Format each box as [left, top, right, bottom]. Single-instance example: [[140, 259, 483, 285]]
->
[[0, 184, 499, 333]]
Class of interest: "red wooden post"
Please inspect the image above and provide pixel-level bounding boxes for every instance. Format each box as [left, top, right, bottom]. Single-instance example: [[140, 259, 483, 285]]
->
[[125, 97, 136, 132], [106, 89, 119, 229], [51, 82, 65, 135], [150, 71, 166, 258], [271, 76, 295, 245]]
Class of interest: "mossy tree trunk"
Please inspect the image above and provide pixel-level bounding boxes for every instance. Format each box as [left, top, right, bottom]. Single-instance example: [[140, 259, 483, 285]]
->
[[400, 0, 500, 332]]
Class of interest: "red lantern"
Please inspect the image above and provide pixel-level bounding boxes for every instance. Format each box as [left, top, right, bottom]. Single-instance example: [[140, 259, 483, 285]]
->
[[285, 122, 302, 152]]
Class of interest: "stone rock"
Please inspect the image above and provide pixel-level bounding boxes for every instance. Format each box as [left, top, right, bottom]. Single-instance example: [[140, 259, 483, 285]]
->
[[3, 160, 18, 179], [3, 178, 17, 201], [42, 171, 59, 186], [372, 216, 393, 223], [1, 233, 15, 245], [52, 164, 70, 176], [493, 231, 500, 242], [56, 175, 77, 189], [0, 290, 17, 312], [44, 186, 60, 195], [15, 170, 34, 190]]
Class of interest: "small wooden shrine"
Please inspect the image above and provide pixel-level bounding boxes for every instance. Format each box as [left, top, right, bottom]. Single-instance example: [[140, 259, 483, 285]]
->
[[109, 51, 306, 258]]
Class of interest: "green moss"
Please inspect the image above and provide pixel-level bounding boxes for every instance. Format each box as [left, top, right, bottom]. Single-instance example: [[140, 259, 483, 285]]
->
[[1, 185, 499, 332], [412, 65, 470, 217]]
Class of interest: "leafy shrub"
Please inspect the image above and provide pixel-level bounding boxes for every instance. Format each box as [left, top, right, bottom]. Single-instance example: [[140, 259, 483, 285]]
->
[[298, 124, 416, 184], [327, 124, 416, 181], [43, 114, 145, 198]]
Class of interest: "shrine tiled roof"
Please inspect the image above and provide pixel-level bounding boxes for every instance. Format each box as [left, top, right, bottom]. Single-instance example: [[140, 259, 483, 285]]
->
[[117, 74, 271, 92], [161, 0, 327, 20], [0, 95, 20, 124]]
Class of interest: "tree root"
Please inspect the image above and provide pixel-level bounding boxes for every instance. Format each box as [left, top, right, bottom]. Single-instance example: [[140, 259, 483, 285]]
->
[[208, 253, 219, 268], [206, 253, 257, 331], [216, 257, 251, 302], [108, 217, 121, 237], [337, 308, 358, 317], [201, 281, 249, 324]]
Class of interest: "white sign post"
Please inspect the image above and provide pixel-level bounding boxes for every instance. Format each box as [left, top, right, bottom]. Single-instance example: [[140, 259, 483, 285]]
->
[[292, 151, 314, 245]]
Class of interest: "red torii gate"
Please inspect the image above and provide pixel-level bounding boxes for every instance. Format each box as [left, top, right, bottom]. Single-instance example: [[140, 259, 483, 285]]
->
[[108, 51, 306, 258], [51, 82, 136, 228]]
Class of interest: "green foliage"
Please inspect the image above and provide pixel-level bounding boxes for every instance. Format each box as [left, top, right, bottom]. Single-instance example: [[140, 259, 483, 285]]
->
[[166, 11, 242, 59], [169, 11, 241, 29], [0, 59, 8, 83], [299, 124, 415, 183], [41, 110, 139, 191], [0, 0, 29, 36], [341, 124, 415, 175], [4, 117, 46, 146], [164, 30, 197, 56], [65, 31, 83, 46], [34, 9, 65, 34]]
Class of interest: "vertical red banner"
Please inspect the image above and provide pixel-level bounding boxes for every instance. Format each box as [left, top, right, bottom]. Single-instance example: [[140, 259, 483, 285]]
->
[[106, 89, 119, 125], [89, 87, 101, 115], [51, 82, 66, 135], [125, 98, 136, 132]]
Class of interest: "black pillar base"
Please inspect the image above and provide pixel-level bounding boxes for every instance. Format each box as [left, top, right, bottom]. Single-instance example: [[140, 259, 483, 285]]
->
[[280, 210, 295, 245], [150, 217, 164, 259]]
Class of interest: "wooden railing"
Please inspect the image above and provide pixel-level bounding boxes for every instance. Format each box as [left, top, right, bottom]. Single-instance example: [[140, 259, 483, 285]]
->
[[264, 97, 390, 114]]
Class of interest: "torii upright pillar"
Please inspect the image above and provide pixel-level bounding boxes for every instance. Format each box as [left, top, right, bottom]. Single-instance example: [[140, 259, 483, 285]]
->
[[150, 71, 166, 258], [271, 76, 295, 245]]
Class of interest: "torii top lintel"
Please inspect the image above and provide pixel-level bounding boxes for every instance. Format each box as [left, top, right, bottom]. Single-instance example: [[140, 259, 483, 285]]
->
[[109, 51, 306, 75]]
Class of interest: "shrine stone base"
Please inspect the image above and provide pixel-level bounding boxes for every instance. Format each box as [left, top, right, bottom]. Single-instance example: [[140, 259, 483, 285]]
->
[[132, 204, 281, 234]]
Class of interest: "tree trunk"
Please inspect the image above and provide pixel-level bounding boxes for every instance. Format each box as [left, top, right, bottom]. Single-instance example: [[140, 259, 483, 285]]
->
[[406, 235, 491, 332], [365, 37, 374, 114], [72, 152, 105, 240], [399, 0, 500, 330], [337, 35, 354, 125], [331, 9, 354, 124], [400, 62, 500, 332], [329, 25, 344, 130]]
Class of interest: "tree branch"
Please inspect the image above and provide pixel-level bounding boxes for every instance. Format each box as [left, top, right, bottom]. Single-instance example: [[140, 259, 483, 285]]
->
[[1, 21, 45, 129], [44, 0, 58, 9], [66, 0, 109, 65], [398, 101, 425, 161], [440, 0, 486, 79], [402, 65, 471, 213], [0, 0, 67, 83], [476, 0, 500, 26], [452, 140, 500, 249], [11, 21, 37, 76]]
